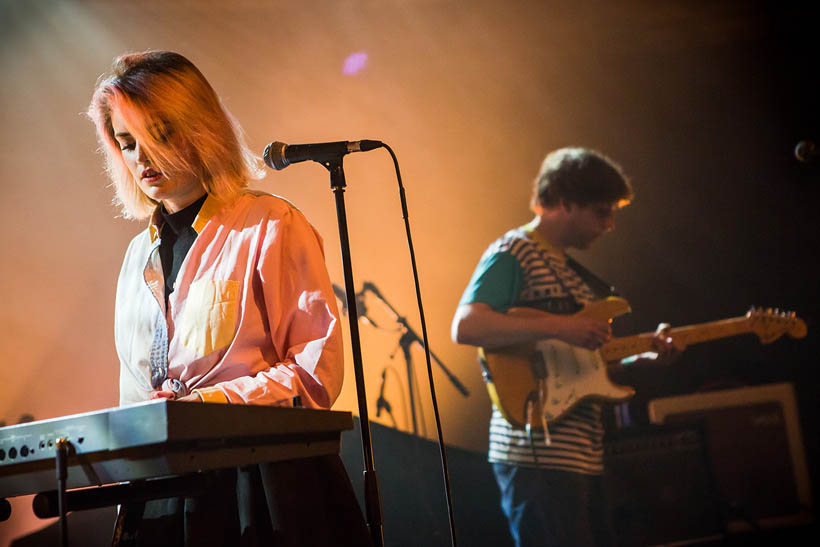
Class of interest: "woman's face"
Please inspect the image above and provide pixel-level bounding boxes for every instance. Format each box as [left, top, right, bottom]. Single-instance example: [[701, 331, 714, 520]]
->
[[110, 107, 205, 213]]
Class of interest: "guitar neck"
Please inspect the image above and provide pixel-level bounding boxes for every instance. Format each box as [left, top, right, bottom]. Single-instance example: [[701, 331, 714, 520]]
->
[[600, 316, 753, 362]]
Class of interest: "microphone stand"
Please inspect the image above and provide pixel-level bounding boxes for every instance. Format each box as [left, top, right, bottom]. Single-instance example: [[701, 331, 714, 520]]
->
[[322, 158, 383, 547], [363, 281, 469, 436], [375, 368, 398, 428], [397, 330, 420, 436]]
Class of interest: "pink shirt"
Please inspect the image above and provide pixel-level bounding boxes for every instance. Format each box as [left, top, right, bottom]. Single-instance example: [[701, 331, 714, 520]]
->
[[115, 191, 343, 409]]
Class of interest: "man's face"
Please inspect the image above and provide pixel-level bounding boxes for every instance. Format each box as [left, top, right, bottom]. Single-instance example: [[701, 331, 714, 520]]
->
[[563, 201, 617, 249]]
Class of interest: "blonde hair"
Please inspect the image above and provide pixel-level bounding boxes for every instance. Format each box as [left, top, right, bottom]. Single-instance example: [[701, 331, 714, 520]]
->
[[88, 51, 264, 220]]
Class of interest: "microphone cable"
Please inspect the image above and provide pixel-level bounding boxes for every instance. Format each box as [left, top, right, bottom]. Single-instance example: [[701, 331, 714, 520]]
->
[[379, 142, 459, 547]]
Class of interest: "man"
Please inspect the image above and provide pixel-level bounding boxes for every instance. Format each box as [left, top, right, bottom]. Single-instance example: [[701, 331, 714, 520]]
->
[[451, 147, 680, 546]]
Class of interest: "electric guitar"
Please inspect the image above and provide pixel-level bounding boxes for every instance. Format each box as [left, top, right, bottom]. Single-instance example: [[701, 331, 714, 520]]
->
[[479, 297, 807, 431]]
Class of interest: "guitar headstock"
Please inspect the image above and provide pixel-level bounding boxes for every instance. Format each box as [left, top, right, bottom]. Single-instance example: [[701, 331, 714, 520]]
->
[[746, 307, 808, 344]]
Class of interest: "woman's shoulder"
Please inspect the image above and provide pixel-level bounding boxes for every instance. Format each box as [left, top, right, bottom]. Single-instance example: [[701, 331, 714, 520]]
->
[[118, 227, 153, 273], [230, 190, 308, 222], [237, 189, 298, 211], [125, 226, 153, 251]]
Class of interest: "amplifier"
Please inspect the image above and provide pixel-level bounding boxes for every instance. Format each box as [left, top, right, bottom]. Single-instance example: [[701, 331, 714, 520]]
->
[[604, 425, 723, 546], [648, 382, 812, 531]]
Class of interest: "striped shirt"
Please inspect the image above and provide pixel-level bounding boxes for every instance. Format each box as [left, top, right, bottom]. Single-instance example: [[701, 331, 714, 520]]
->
[[460, 225, 606, 474]]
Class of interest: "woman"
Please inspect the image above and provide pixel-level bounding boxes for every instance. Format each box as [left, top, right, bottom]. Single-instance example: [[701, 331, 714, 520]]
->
[[89, 50, 343, 408], [88, 50, 368, 546]]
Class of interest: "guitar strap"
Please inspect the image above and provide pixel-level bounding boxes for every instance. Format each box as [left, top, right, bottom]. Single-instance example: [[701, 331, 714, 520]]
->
[[522, 221, 619, 302], [564, 255, 620, 299]]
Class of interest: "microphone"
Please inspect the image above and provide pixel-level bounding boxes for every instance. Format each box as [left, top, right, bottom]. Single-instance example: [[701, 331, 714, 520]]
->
[[331, 283, 379, 327], [263, 139, 383, 170], [794, 140, 818, 164], [331, 283, 348, 315], [355, 291, 380, 328], [375, 369, 390, 418]]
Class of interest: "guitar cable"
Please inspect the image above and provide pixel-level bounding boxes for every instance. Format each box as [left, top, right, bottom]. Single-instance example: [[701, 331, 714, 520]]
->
[[525, 398, 542, 465]]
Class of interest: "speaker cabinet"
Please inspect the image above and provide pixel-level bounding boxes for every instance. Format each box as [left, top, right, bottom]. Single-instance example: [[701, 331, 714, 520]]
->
[[649, 382, 813, 532], [604, 426, 723, 546]]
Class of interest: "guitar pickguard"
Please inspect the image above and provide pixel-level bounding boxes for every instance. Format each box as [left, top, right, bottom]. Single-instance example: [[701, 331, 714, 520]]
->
[[536, 339, 634, 421]]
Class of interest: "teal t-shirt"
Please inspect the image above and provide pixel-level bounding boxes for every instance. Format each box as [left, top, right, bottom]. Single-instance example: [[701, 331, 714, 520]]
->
[[459, 251, 523, 313]]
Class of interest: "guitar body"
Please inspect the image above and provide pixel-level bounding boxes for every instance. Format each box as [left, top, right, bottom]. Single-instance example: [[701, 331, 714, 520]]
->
[[481, 297, 634, 429], [480, 298, 807, 431]]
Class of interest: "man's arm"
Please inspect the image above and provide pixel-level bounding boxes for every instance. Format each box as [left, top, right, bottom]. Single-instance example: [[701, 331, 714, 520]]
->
[[451, 301, 612, 350]]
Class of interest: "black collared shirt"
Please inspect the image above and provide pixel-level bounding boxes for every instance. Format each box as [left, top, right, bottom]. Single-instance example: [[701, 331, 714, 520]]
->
[[158, 194, 208, 306]]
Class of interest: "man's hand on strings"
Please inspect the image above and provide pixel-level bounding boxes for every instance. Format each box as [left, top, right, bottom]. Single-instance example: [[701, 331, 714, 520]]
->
[[649, 322, 685, 365]]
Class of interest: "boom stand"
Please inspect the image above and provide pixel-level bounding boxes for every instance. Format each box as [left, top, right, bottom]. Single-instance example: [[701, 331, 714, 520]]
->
[[323, 158, 383, 547], [366, 282, 470, 436]]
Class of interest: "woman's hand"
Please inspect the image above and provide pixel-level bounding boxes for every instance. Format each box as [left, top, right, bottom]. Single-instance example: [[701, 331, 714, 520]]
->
[[150, 390, 201, 402]]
